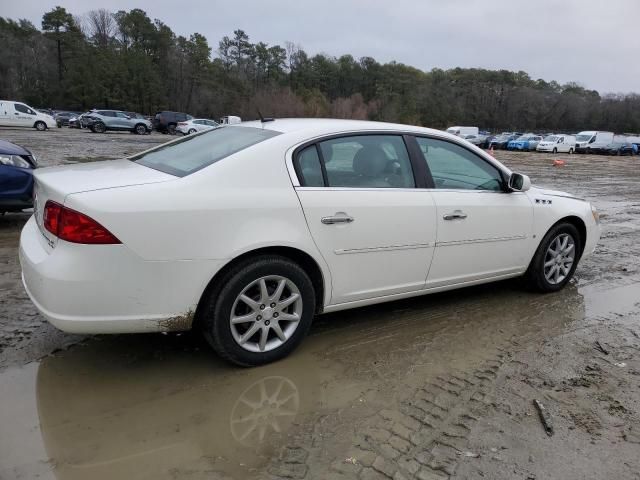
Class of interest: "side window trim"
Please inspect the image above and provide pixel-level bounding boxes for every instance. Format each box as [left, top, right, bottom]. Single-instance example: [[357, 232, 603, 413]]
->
[[411, 134, 509, 192]]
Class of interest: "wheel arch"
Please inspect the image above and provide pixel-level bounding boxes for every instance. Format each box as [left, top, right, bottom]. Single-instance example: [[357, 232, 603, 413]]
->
[[193, 246, 327, 329], [549, 215, 587, 259]]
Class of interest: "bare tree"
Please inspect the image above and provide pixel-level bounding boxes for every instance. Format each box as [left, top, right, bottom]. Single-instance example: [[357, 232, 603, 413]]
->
[[86, 9, 116, 47]]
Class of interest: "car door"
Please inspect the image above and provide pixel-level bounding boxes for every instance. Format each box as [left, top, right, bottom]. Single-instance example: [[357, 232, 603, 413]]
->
[[293, 134, 437, 305], [412, 136, 534, 288], [13, 103, 36, 127], [114, 112, 131, 129]]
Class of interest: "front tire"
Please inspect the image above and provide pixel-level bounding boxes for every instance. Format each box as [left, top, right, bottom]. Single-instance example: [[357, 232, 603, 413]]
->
[[92, 122, 106, 133], [35, 121, 46, 131], [134, 124, 147, 135], [199, 256, 316, 366], [524, 222, 581, 292], [552, 147, 557, 154]]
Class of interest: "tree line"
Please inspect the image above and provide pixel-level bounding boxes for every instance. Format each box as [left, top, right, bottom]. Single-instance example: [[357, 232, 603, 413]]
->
[[1, 6, 639, 133]]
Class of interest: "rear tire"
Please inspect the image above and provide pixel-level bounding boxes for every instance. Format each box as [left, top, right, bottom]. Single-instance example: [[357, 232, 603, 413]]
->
[[35, 121, 46, 131], [524, 222, 581, 293], [199, 255, 316, 366], [168, 123, 177, 135]]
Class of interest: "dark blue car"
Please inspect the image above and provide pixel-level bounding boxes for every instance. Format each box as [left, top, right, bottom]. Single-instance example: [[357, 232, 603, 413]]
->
[[0, 139, 37, 213]]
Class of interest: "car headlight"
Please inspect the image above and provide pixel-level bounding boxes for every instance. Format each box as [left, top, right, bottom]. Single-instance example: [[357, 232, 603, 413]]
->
[[591, 204, 600, 225], [0, 154, 31, 168]]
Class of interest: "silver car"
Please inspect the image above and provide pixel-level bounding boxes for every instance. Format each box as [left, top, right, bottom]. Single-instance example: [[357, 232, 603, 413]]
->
[[86, 110, 152, 135]]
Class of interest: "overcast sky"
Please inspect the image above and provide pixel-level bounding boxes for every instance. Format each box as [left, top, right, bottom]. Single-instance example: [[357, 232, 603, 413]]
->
[[3, 0, 639, 94]]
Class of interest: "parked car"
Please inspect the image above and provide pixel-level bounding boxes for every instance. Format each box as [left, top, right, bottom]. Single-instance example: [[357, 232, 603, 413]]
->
[[0, 139, 37, 213], [575, 131, 614, 153], [54, 111, 80, 128], [0, 100, 56, 130], [536, 135, 577, 154], [176, 118, 219, 135], [603, 141, 637, 155], [489, 133, 519, 149], [461, 134, 488, 146], [507, 135, 543, 151], [446, 126, 479, 137], [84, 110, 152, 134], [154, 111, 193, 134], [20, 119, 601, 366]]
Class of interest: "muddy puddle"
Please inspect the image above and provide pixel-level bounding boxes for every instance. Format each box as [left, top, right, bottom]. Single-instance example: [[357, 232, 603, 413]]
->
[[2, 280, 638, 480]]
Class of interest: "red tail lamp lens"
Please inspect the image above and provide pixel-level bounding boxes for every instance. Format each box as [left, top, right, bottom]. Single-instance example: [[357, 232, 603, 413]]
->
[[43, 200, 121, 244]]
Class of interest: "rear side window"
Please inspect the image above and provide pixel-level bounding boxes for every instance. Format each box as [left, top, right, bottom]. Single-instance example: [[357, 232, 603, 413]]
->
[[296, 135, 415, 188], [132, 126, 280, 176]]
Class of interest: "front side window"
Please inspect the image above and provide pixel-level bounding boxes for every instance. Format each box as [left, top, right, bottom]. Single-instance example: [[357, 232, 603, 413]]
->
[[317, 135, 415, 188], [132, 126, 280, 177], [15, 104, 35, 115], [414, 137, 504, 191]]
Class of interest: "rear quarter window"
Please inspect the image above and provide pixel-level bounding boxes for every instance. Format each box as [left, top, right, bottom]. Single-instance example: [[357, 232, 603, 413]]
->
[[131, 126, 280, 176]]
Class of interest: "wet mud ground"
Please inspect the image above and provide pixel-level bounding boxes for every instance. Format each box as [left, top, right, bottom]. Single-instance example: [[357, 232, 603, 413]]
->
[[1, 128, 640, 480]]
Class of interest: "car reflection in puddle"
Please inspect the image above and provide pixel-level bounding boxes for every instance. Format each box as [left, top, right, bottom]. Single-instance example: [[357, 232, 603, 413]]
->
[[35, 333, 355, 480]]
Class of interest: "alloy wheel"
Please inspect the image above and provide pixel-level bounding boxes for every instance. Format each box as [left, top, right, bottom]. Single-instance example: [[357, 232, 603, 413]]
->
[[543, 233, 575, 285], [230, 275, 303, 353]]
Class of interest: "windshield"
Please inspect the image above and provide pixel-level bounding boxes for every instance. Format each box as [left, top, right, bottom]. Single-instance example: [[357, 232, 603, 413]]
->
[[515, 136, 529, 141], [576, 134, 592, 142], [544, 135, 558, 142], [132, 126, 280, 176]]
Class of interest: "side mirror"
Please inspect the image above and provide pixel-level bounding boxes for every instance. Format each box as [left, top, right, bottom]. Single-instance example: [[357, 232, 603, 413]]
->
[[508, 173, 531, 192]]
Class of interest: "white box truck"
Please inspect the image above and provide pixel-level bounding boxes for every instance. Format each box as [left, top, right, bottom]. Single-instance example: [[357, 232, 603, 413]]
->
[[575, 131, 614, 153], [446, 126, 479, 137]]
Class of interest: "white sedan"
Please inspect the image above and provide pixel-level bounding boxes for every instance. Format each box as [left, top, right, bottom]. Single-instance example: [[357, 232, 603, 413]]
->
[[20, 119, 600, 366], [175, 118, 219, 135]]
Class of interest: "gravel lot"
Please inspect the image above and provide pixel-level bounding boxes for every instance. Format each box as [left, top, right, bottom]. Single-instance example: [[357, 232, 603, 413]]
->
[[1, 127, 639, 480]]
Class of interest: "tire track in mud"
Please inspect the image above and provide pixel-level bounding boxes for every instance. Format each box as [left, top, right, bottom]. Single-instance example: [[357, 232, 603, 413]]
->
[[261, 353, 509, 480]]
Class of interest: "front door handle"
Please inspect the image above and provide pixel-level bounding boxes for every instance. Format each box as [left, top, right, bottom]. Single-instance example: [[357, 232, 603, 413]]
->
[[321, 214, 354, 225], [443, 211, 467, 220]]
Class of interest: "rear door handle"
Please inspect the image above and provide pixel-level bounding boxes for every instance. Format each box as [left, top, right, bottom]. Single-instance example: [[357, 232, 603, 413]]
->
[[321, 214, 354, 225], [443, 211, 467, 220]]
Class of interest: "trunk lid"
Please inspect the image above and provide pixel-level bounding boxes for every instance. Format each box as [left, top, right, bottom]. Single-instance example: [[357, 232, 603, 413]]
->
[[33, 160, 175, 248]]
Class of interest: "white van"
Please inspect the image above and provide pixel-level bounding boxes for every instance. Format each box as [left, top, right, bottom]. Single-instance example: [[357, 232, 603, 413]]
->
[[0, 100, 56, 130], [536, 134, 577, 153], [575, 131, 614, 153], [219, 115, 241, 125], [446, 126, 479, 136]]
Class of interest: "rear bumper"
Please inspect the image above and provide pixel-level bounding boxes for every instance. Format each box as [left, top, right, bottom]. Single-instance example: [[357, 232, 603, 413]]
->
[[19, 216, 223, 333]]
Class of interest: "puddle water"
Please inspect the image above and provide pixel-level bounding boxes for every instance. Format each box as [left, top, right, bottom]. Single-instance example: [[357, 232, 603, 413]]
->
[[1, 280, 638, 479]]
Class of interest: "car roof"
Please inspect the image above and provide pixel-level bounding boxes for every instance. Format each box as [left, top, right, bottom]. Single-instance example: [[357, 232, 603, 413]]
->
[[236, 118, 449, 138], [0, 139, 30, 155]]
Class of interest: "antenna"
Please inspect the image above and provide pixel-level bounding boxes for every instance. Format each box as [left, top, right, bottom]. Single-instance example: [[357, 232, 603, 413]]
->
[[257, 109, 275, 123]]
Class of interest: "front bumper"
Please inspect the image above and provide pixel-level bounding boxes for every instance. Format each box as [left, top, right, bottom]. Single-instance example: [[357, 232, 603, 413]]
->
[[19, 216, 223, 334]]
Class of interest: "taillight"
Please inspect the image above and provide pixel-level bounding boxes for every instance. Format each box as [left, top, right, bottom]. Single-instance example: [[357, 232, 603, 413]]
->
[[43, 200, 121, 244], [178, 122, 187, 126]]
